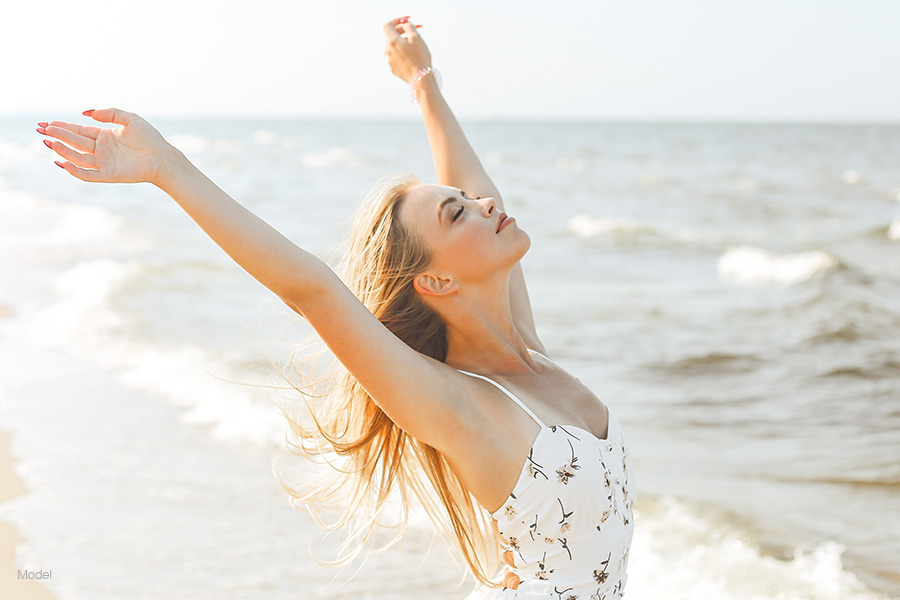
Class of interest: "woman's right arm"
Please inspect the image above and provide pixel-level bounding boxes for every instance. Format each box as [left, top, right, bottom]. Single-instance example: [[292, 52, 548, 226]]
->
[[39, 109, 474, 450]]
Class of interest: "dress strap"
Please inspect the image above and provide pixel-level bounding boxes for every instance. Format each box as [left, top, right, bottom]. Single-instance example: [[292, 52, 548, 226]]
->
[[456, 370, 547, 429], [527, 348, 553, 363]]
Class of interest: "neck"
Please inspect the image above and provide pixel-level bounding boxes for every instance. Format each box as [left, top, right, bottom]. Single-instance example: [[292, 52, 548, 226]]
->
[[438, 276, 536, 375]]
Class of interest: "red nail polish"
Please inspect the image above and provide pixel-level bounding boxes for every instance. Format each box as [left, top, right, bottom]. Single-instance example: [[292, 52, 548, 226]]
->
[[43, 139, 52, 149], [416, 24, 423, 28], [38, 122, 48, 127], [54, 161, 65, 169], [82, 110, 95, 116], [36, 127, 46, 134]]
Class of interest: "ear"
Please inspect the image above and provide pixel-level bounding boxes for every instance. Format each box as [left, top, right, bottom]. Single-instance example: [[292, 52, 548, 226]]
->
[[413, 273, 459, 297]]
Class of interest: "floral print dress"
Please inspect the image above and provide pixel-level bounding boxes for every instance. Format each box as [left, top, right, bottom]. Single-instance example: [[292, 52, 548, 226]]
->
[[459, 351, 636, 600]]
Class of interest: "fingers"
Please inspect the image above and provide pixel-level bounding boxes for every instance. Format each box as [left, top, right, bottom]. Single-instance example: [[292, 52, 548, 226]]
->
[[384, 16, 421, 40], [88, 107, 136, 126], [48, 120, 103, 140], [44, 138, 97, 170], [383, 17, 406, 41], [39, 123, 97, 154], [55, 160, 104, 183], [400, 19, 418, 38]]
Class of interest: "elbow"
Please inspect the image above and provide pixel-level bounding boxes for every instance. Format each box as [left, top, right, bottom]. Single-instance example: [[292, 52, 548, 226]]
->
[[278, 262, 336, 318]]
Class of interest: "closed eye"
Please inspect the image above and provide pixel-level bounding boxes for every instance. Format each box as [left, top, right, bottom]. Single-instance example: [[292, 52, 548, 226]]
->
[[452, 205, 464, 222]]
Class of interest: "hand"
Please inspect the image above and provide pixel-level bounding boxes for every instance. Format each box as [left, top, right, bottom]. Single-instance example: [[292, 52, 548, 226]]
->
[[383, 17, 432, 83], [37, 108, 177, 186]]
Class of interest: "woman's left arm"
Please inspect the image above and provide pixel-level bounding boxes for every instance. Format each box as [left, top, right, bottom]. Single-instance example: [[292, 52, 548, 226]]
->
[[384, 17, 546, 353]]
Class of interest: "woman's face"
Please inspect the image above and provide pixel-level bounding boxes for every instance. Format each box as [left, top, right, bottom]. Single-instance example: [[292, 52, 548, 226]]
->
[[399, 183, 530, 286]]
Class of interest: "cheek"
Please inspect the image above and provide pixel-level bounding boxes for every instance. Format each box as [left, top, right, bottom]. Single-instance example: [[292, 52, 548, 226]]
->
[[444, 230, 500, 278]]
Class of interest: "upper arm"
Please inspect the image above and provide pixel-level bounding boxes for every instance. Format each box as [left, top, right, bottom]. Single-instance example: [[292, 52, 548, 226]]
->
[[289, 264, 473, 451]]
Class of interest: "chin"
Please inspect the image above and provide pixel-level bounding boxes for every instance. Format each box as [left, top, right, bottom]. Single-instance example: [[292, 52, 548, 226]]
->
[[516, 229, 531, 256]]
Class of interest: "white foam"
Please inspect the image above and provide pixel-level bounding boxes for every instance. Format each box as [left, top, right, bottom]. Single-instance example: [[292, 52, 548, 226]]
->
[[842, 170, 861, 185], [888, 218, 900, 240], [0, 138, 42, 161], [168, 134, 212, 154], [249, 130, 303, 150], [300, 147, 363, 169], [555, 156, 586, 170], [0, 189, 133, 259], [31, 259, 140, 355], [568, 214, 735, 245], [30, 260, 286, 449], [717, 245, 838, 285], [627, 496, 890, 600], [252, 130, 282, 145], [569, 215, 656, 237]]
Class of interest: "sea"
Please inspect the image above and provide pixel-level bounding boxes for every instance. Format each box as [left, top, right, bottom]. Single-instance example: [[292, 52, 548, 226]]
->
[[0, 115, 898, 599]]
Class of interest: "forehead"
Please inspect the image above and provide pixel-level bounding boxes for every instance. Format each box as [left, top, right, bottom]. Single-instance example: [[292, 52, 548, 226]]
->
[[400, 183, 460, 231]]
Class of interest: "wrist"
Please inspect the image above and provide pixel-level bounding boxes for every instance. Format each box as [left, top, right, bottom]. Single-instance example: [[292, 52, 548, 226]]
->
[[417, 71, 442, 100], [410, 66, 442, 105], [150, 144, 190, 190]]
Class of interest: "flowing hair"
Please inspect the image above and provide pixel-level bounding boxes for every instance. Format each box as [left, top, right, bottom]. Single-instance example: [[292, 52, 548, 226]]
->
[[273, 173, 502, 587]]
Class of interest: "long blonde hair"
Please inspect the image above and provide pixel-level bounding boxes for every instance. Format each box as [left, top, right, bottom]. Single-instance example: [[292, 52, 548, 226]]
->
[[274, 173, 502, 587]]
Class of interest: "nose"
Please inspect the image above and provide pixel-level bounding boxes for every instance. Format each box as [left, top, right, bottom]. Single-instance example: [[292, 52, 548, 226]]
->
[[477, 196, 496, 216]]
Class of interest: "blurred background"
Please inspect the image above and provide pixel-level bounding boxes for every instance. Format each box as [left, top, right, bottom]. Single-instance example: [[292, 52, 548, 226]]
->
[[1, 1, 898, 598]]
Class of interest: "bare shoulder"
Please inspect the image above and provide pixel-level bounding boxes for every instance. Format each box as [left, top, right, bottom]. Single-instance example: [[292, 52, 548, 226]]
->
[[416, 360, 506, 451]]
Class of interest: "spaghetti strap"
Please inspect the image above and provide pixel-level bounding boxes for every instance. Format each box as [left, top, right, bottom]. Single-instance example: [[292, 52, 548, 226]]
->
[[456, 369, 547, 428], [527, 348, 553, 363]]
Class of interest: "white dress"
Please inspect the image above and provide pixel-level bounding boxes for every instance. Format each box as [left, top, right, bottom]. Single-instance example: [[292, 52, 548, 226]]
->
[[459, 350, 636, 599]]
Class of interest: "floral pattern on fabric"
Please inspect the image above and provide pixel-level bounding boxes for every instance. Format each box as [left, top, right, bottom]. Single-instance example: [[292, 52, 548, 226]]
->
[[459, 352, 636, 600], [467, 415, 635, 600]]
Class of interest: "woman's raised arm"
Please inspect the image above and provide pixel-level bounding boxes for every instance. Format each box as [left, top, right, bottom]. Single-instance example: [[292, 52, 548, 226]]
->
[[37, 109, 475, 451], [384, 18, 545, 354], [40, 108, 332, 312]]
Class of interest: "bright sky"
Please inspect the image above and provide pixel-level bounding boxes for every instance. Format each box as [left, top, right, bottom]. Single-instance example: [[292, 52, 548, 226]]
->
[[5, 0, 899, 122]]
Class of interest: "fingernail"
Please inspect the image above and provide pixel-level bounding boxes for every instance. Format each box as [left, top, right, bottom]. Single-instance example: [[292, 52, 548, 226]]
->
[[399, 17, 408, 24], [36, 127, 46, 134], [38, 122, 48, 127], [54, 161, 65, 169], [43, 139, 52, 149], [416, 24, 423, 28], [82, 110, 95, 116]]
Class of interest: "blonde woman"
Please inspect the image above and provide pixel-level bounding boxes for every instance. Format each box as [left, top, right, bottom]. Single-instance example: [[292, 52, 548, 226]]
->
[[37, 16, 635, 599]]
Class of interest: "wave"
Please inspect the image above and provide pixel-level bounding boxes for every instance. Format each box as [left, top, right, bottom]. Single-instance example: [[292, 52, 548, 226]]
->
[[651, 352, 764, 376], [167, 134, 213, 154], [628, 496, 891, 600], [300, 147, 364, 169], [30, 259, 287, 449], [717, 245, 840, 285], [0, 137, 43, 161], [819, 360, 900, 379], [0, 187, 137, 260], [889, 218, 900, 240], [567, 214, 735, 245], [252, 129, 303, 150], [569, 215, 656, 237]]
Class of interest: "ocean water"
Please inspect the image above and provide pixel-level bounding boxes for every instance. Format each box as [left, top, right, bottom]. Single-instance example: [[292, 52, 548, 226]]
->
[[0, 115, 898, 599]]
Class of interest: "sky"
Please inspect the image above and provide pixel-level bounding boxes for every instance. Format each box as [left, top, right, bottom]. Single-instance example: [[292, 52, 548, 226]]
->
[[4, 0, 899, 122]]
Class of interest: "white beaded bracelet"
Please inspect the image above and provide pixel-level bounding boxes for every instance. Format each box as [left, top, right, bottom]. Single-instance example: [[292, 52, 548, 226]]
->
[[410, 66, 442, 105]]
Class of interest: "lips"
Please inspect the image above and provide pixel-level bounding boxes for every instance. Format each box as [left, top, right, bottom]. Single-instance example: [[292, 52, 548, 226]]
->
[[496, 212, 508, 233]]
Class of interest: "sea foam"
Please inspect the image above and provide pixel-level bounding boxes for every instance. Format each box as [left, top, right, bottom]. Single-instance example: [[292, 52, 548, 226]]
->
[[888, 218, 900, 240], [568, 214, 734, 245], [627, 496, 891, 600], [717, 245, 838, 285], [30, 259, 287, 449]]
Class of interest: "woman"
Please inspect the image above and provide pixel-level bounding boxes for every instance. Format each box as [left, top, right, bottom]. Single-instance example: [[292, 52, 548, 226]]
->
[[37, 17, 635, 599]]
